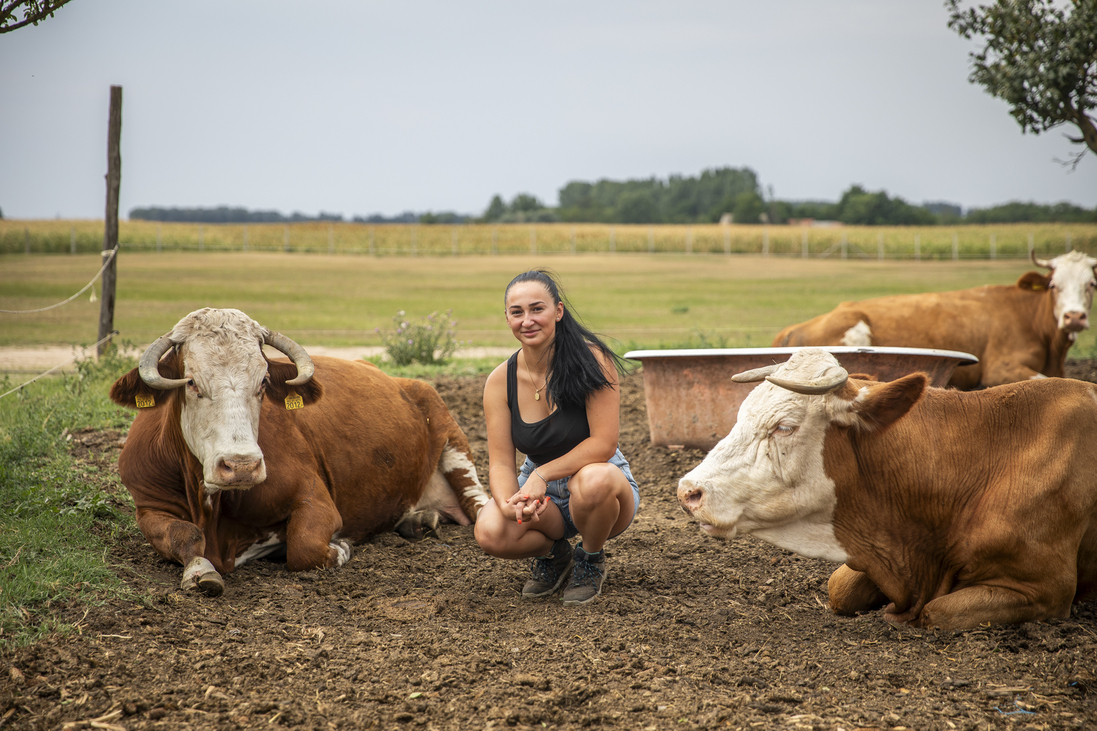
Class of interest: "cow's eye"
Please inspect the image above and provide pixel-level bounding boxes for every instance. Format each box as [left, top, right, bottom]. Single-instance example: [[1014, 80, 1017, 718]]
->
[[772, 424, 797, 437], [186, 379, 202, 398], [257, 376, 270, 398]]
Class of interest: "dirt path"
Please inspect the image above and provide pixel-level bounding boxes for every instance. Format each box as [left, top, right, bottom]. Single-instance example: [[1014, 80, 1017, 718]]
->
[[0, 345, 514, 374], [1, 365, 1096, 730]]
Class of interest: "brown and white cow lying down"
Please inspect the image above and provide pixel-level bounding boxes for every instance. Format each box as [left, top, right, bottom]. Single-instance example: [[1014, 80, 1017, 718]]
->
[[677, 348, 1097, 631], [771, 251, 1097, 389], [109, 308, 489, 596]]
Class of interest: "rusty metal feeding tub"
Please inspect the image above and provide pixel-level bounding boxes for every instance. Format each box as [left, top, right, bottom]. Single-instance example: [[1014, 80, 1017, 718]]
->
[[624, 346, 979, 451]]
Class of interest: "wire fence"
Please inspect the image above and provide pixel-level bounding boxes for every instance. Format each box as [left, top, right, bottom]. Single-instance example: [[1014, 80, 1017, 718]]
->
[[2, 221, 1094, 259]]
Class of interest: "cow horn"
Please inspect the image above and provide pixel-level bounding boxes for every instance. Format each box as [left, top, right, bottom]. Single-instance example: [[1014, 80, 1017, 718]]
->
[[765, 368, 849, 395], [732, 364, 781, 383], [1030, 249, 1053, 270], [138, 335, 189, 390], [264, 331, 315, 386]]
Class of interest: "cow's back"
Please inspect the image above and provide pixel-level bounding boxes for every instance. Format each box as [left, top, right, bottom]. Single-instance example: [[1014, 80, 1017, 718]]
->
[[773, 285, 1051, 389], [254, 356, 436, 540]]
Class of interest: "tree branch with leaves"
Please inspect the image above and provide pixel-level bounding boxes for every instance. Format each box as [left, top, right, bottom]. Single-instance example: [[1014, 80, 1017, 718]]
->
[[947, 0, 1097, 168], [1, 0, 75, 34]]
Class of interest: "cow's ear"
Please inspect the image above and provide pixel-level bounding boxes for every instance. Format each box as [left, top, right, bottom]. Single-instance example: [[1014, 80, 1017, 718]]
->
[[848, 373, 926, 432], [267, 361, 323, 407], [109, 350, 183, 409], [847, 372, 878, 382], [110, 368, 157, 409], [1017, 271, 1051, 291]]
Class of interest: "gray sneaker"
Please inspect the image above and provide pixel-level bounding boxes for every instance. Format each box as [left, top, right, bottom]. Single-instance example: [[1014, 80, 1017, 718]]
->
[[522, 538, 573, 598], [562, 543, 606, 606]]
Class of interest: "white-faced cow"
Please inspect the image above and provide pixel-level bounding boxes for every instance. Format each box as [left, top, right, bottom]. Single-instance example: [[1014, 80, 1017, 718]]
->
[[109, 308, 489, 596], [772, 251, 1097, 389], [677, 348, 1097, 630]]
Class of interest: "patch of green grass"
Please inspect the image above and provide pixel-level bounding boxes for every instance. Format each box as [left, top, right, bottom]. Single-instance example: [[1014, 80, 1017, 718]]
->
[[378, 356, 501, 379], [0, 348, 140, 648]]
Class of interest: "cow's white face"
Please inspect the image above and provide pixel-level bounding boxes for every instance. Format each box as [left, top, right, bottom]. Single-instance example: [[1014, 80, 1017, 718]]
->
[[172, 310, 271, 493], [1048, 251, 1097, 334], [677, 350, 859, 563]]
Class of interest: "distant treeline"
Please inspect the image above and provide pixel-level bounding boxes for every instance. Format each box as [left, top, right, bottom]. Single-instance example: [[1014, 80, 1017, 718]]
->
[[124, 166, 1096, 227], [129, 206, 345, 224], [484, 169, 1096, 226]]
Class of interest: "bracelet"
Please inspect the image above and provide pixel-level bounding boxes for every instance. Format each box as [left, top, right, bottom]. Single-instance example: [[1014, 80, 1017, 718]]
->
[[533, 468, 549, 485]]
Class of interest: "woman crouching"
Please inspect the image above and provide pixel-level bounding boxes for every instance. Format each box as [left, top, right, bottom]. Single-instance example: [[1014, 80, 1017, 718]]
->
[[474, 269, 640, 605]]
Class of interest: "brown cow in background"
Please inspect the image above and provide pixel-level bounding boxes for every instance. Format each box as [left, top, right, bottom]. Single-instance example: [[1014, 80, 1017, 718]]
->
[[110, 308, 488, 596], [772, 251, 1097, 389]]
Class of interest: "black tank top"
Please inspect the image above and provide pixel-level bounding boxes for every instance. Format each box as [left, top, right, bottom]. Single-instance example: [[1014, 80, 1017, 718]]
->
[[507, 351, 590, 466]]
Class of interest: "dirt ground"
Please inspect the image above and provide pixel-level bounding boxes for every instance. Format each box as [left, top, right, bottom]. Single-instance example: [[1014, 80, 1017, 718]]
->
[[4, 362, 1097, 731]]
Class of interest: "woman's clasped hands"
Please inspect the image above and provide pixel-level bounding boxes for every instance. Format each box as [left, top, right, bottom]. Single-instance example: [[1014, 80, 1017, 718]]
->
[[504, 489, 552, 525]]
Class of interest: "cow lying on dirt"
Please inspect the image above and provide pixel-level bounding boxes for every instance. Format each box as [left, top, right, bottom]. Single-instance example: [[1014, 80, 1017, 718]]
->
[[677, 348, 1097, 630], [109, 308, 488, 595], [771, 251, 1097, 389]]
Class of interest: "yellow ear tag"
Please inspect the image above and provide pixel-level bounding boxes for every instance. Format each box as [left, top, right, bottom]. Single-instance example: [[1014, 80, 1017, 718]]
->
[[135, 394, 155, 408], [1031, 284, 1044, 290], [285, 392, 304, 410]]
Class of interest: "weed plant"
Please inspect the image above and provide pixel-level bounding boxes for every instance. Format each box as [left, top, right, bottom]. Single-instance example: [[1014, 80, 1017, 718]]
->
[[376, 309, 467, 366], [0, 347, 139, 648]]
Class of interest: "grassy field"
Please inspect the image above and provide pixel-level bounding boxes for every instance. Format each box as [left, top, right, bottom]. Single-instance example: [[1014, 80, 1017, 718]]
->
[[2, 250, 1096, 359], [2, 219, 1094, 259]]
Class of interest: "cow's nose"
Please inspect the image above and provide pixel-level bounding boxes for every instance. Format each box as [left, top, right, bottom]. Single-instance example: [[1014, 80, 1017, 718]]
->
[[1063, 311, 1090, 332], [215, 456, 264, 485], [677, 482, 705, 514]]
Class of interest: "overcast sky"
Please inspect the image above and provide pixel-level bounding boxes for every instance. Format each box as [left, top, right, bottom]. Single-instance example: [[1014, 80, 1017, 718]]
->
[[2, 1, 1095, 221]]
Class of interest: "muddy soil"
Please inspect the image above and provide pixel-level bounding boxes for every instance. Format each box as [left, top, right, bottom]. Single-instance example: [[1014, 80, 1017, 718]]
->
[[3, 363, 1097, 731]]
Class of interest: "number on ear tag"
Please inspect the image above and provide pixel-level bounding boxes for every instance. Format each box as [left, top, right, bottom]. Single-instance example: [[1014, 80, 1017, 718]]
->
[[285, 392, 304, 410], [136, 394, 155, 408]]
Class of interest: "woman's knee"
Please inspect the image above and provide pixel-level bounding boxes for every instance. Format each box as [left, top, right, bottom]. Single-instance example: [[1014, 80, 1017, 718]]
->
[[474, 510, 504, 555], [569, 465, 625, 510]]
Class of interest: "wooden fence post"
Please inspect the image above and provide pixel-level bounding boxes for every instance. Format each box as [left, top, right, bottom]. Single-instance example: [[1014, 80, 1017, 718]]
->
[[98, 85, 122, 357]]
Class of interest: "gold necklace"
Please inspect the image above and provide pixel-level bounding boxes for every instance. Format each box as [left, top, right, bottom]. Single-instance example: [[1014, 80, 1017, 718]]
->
[[523, 355, 548, 401]]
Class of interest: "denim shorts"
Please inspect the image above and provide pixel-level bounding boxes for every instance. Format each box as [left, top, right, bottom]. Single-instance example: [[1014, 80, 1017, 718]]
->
[[517, 447, 640, 540]]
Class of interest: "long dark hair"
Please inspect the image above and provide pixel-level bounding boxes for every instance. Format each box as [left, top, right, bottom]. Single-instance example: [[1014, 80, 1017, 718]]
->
[[505, 269, 627, 410]]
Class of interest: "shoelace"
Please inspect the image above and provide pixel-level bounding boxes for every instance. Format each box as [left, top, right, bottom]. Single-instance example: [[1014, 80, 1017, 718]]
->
[[570, 558, 604, 586], [531, 555, 562, 582]]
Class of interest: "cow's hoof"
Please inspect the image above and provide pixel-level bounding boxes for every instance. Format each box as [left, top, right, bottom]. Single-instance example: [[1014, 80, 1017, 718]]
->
[[182, 557, 224, 597], [395, 510, 439, 542], [330, 539, 353, 567]]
